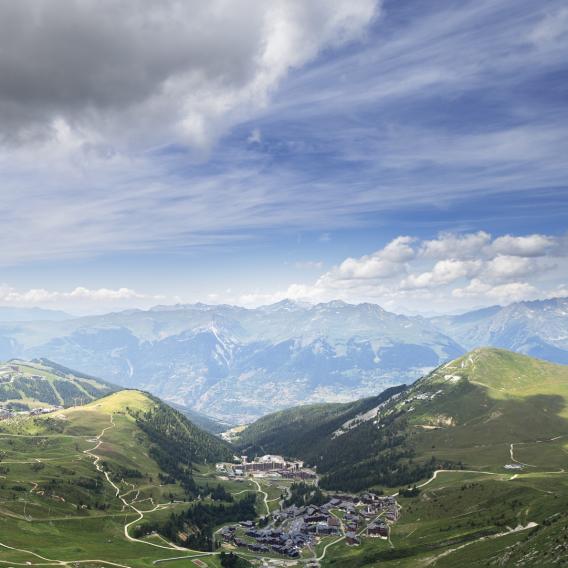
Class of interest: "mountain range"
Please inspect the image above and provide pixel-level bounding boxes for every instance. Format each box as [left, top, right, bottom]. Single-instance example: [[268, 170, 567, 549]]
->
[[0, 297, 566, 422], [431, 297, 568, 364]]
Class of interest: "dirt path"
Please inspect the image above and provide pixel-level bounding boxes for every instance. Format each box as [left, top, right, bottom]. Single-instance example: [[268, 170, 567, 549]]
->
[[315, 534, 346, 562], [509, 443, 536, 468], [83, 414, 187, 551], [422, 522, 538, 566], [251, 479, 270, 515], [82, 413, 222, 563]]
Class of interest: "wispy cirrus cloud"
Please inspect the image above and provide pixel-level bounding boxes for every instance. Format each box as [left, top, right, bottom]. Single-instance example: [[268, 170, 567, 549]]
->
[[0, 0, 565, 311]]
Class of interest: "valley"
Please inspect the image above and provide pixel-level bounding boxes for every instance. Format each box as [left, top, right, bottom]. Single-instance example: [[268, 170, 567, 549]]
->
[[0, 300, 467, 423], [0, 350, 567, 565], [2, 298, 568, 424], [2, 1, 564, 565]]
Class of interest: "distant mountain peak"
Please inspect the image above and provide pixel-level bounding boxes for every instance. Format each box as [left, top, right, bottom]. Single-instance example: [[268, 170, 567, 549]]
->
[[260, 299, 312, 311]]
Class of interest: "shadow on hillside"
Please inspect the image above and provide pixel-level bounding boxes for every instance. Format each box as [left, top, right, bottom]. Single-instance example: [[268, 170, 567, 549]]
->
[[415, 382, 568, 472]]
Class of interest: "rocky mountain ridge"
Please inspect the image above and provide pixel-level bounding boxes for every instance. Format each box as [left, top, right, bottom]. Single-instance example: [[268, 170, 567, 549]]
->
[[0, 297, 566, 422]]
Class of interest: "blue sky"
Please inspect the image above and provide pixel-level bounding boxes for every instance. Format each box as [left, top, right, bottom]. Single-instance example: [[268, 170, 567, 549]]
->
[[0, 0, 566, 314]]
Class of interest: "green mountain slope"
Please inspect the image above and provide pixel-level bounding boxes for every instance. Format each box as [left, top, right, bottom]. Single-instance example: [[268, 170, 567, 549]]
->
[[0, 358, 117, 410], [401, 347, 568, 456], [234, 348, 568, 567], [0, 386, 241, 566], [238, 348, 568, 492], [237, 384, 407, 463], [170, 400, 233, 434]]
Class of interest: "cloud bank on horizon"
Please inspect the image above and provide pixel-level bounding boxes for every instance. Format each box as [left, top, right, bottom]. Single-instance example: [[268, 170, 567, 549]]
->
[[2, 231, 566, 315], [235, 231, 568, 314], [0, 0, 566, 315]]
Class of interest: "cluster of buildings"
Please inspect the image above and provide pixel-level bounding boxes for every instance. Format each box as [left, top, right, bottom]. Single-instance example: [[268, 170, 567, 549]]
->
[[219, 492, 399, 558], [29, 406, 62, 416], [0, 405, 61, 420], [219, 522, 304, 558], [1, 365, 63, 420], [216, 454, 317, 481]]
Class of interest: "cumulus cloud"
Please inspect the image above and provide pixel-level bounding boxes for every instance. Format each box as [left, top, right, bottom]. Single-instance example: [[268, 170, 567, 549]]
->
[[0, 0, 377, 150], [481, 255, 538, 283], [401, 259, 482, 289], [234, 231, 568, 313], [6, 229, 561, 314], [420, 231, 491, 259], [489, 234, 557, 257], [419, 232, 559, 261], [334, 236, 415, 279], [452, 279, 540, 303]]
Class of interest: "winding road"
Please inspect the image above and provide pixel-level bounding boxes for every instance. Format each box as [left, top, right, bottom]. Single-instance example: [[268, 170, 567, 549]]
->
[[3, 424, 568, 567]]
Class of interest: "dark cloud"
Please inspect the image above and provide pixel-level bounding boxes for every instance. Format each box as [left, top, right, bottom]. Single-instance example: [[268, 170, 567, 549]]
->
[[0, 0, 376, 146]]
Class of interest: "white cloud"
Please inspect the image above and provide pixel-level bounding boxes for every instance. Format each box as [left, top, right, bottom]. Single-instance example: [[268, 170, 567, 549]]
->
[[489, 234, 557, 257], [452, 279, 539, 303], [0, 285, 164, 314], [335, 236, 415, 279], [401, 259, 482, 289], [4, 228, 563, 315], [481, 255, 539, 283], [420, 231, 491, 259], [231, 231, 568, 314]]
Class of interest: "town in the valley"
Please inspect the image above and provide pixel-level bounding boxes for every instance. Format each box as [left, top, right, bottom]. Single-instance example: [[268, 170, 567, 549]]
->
[[215, 454, 399, 563]]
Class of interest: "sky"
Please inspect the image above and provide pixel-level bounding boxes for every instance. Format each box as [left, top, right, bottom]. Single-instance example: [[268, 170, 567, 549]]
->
[[0, 0, 567, 316]]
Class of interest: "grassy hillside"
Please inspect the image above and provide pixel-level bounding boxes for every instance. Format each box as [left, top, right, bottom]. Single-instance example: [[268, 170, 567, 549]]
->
[[237, 384, 407, 460], [402, 348, 568, 467], [320, 471, 568, 567], [238, 348, 568, 491], [0, 387, 242, 567], [2, 350, 568, 567], [0, 358, 117, 409], [235, 348, 568, 567]]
